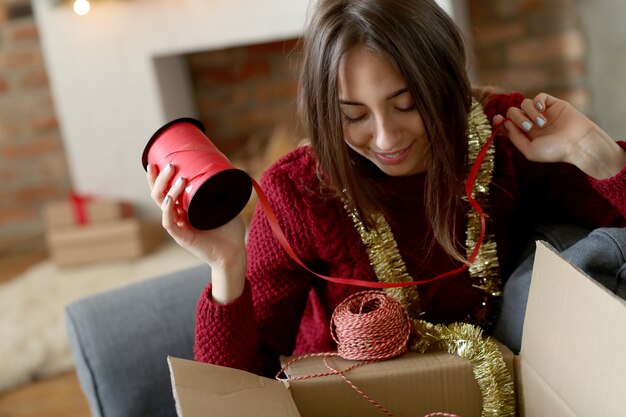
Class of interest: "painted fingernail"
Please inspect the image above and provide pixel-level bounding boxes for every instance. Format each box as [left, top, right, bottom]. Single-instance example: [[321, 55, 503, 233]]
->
[[536, 102, 544, 111], [164, 163, 172, 173], [521, 121, 533, 132], [163, 195, 171, 205], [174, 176, 184, 187], [504, 121, 512, 130], [535, 116, 546, 128]]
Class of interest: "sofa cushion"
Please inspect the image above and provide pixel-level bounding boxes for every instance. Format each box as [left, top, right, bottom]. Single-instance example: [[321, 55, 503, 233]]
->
[[66, 264, 210, 417]]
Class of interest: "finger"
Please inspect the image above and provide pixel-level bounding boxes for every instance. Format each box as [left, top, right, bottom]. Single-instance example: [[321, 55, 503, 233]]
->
[[150, 163, 175, 205], [167, 176, 187, 204], [505, 107, 534, 133], [505, 120, 535, 159], [492, 114, 509, 136], [493, 114, 505, 125], [520, 98, 547, 129], [533, 92, 549, 113], [146, 164, 158, 189], [161, 193, 185, 235], [175, 206, 188, 228], [162, 177, 190, 233]]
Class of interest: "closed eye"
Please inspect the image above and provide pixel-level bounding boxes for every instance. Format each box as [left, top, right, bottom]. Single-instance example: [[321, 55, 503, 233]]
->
[[341, 113, 368, 124], [396, 104, 417, 112]]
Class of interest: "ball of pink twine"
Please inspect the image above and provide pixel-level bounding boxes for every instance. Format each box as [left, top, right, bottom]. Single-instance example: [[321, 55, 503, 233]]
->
[[330, 290, 411, 361]]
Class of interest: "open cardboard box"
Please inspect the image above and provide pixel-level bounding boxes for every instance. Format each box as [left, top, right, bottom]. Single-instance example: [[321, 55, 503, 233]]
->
[[168, 242, 626, 416]]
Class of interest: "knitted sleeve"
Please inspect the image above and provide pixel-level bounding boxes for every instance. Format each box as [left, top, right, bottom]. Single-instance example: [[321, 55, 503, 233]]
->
[[588, 141, 626, 218], [483, 92, 626, 227], [193, 148, 318, 376]]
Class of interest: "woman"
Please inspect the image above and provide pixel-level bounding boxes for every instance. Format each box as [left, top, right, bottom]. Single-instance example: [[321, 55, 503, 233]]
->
[[147, 0, 626, 377]]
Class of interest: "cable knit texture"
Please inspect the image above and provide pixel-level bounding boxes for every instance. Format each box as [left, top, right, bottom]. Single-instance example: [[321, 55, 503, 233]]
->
[[194, 93, 626, 377]]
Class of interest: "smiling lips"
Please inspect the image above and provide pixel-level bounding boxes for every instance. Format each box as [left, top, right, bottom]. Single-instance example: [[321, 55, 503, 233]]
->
[[374, 143, 412, 165]]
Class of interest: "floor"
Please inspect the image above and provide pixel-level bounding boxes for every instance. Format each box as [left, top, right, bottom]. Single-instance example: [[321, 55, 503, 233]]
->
[[0, 250, 91, 417]]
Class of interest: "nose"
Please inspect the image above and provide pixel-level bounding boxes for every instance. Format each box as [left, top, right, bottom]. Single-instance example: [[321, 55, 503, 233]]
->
[[373, 116, 399, 151]]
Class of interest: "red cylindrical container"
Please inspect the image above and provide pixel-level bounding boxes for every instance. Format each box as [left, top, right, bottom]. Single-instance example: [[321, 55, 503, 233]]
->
[[142, 117, 252, 230]]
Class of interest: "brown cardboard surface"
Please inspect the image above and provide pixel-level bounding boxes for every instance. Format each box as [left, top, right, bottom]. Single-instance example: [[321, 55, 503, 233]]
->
[[516, 359, 577, 417], [519, 242, 626, 417], [283, 345, 514, 417], [46, 219, 164, 266], [43, 198, 133, 229], [168, 343, 514, 417], [167, 357, 300, 417]]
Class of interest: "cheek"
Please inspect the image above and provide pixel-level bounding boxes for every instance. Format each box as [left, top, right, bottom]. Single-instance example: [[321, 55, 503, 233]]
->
[[342, 123, 369, 147]]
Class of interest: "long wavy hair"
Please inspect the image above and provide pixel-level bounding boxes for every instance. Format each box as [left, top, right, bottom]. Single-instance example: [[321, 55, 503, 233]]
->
[[298, 0, 472, 262]]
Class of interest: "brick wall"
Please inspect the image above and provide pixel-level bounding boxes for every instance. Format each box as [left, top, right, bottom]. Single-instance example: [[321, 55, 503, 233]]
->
[[468, 0, 589, 112], [0, 0, 71, 256], [185, 38, 302, 162]]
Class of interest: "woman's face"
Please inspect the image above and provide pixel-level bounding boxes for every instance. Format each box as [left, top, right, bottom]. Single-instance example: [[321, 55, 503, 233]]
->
[[337, 45, 429, 176]]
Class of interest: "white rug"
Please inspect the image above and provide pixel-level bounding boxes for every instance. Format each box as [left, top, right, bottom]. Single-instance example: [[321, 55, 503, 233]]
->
[[0, 241, 203, 393]]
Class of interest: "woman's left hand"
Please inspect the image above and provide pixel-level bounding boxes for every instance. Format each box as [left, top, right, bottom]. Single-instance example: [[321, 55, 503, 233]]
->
[[493, 92, 626, 179]]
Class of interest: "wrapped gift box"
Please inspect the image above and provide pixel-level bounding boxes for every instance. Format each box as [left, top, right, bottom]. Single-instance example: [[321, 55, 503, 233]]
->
[[167, 241, 626, 417], [43, 196, 134, 229], [43, 195, 164, 266], [45, 218, 164, 267]]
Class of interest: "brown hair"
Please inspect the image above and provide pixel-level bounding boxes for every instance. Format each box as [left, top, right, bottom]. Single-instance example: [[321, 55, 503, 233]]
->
[[298, 0, 472, 262]]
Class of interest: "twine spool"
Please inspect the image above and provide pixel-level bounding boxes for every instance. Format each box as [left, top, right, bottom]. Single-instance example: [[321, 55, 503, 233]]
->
[[331, 291, 411, 361], [142, 118, 252, 230]]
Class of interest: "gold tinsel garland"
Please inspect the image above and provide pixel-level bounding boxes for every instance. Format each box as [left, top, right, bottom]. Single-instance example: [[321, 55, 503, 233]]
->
[[465, 98, 502, 328], [411, 320, 516, 417], [343, 98, 515, 416], [343, 208, 424, 320]]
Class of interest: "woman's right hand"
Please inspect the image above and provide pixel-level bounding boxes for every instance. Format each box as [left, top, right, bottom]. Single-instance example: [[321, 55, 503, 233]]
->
[[147, 163, 247, 303]]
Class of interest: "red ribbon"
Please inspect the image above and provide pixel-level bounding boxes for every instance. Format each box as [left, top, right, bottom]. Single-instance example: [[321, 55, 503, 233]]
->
[[154, 118, 506, 289], [69, 193, 92, 226], [253, 119, 506, 289]]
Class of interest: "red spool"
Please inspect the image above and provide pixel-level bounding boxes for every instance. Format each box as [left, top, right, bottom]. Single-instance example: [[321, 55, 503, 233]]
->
[[142, 117, 252, 230]]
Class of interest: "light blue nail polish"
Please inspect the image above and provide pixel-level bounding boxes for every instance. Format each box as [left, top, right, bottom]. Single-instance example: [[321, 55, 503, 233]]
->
[[535, 116, 546, 128], [164, 163, 172, 173], [536, 102, 544, 111], [522, 121, 533, 132], [174, 177, 184, 187], [163, 195, 171, 205]]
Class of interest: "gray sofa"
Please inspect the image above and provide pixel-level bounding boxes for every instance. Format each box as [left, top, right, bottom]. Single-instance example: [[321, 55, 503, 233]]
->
[[65, 226, 626, 417]]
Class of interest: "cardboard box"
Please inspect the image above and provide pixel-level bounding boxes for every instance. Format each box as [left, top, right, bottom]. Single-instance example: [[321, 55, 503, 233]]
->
[[167, 241, 626, 417], [43, 197, 133, 229], [517, 242, 626, 416], [46, 218, 164, 267], [169, 345, 514, 417]]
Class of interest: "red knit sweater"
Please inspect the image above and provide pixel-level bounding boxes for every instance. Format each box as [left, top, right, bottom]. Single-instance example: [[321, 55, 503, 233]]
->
[[194, 93, 626, 376]]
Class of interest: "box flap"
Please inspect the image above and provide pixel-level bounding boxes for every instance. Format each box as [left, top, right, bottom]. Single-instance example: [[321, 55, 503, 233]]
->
[[167, 356, 301, 417], [517, 358, 577, 417], [520, 241, 626, 416]]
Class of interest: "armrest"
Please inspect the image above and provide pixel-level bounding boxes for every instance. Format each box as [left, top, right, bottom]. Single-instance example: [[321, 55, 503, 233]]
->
[[65, 263, 210, 417], [559, 227, 626, 294]]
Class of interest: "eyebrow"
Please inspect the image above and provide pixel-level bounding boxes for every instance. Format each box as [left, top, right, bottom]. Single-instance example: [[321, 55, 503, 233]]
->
[[339, 87, 409, 106]]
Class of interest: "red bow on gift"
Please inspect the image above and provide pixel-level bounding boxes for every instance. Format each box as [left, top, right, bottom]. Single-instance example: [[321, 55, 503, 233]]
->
[[69, 193, 93, 226]]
